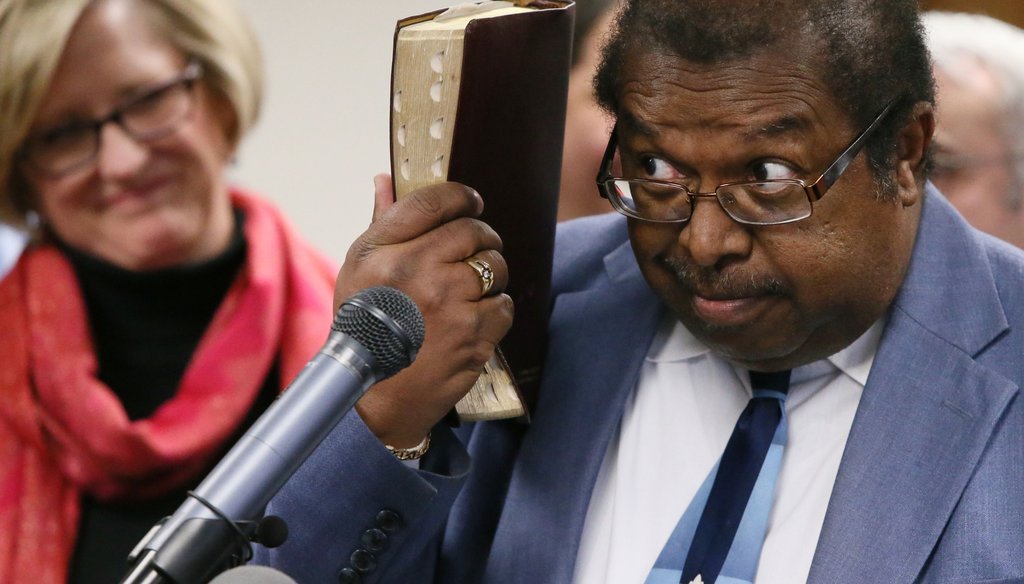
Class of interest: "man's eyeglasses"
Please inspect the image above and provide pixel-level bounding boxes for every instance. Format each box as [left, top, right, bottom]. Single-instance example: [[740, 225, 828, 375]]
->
[[596, 98, 898, 226], [20, 61, 203, 178]]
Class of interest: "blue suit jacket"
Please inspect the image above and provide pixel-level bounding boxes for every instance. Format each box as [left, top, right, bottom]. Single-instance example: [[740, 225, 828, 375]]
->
[[261, 186, 1023, 583]]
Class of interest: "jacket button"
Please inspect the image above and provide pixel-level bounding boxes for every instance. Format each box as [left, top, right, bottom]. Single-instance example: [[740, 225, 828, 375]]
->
[[361, 528, 389, 553], [350, 549, 378, 573], [374, 509, 403, 532], [337, 567, 361, 584]]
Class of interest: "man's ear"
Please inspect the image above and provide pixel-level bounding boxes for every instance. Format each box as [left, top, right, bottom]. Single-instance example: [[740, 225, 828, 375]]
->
[[894, 101, 935, 207]]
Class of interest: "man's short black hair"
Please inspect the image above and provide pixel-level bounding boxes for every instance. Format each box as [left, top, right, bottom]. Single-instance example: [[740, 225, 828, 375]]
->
[[594, 0, 935, 190]]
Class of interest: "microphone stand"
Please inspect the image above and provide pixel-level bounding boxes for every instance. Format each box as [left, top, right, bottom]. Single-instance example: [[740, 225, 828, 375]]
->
[[121, 508, 288, 583], [120, 506, 270, 583]]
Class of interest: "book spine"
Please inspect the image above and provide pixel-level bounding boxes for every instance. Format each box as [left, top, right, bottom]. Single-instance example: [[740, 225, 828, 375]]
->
[[447, 6, 574, 412]]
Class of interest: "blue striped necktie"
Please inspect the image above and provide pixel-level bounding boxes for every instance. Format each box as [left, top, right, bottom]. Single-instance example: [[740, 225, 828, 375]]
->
[[645, 369, 791, 584]]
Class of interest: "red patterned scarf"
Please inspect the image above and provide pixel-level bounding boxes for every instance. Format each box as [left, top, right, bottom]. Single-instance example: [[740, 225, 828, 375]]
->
[[0, 190, 337, 583]]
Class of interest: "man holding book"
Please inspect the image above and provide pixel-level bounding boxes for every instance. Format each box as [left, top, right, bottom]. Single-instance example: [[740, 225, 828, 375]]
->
[[257, 1, 1024, 582]]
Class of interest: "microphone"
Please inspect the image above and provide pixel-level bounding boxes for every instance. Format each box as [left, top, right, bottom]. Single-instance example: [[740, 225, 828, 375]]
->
[[121, 286, 425, 584]]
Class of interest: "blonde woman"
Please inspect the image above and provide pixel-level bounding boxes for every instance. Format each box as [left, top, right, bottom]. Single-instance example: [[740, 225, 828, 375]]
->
[[0, 1, 337, 581]]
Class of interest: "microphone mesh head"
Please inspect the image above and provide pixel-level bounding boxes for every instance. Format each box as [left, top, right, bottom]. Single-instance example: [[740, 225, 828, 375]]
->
[[332, 286, 425, 377]]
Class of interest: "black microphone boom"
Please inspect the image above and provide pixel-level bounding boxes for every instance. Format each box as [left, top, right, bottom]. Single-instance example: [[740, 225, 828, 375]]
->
[[121, 286, 425, 584]]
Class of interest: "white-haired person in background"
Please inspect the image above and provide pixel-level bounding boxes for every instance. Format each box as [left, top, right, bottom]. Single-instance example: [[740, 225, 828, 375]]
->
[[923, 10, 1024, 248]]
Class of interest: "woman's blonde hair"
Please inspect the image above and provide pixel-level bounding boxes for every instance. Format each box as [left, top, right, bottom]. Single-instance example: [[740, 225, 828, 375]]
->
[[0, 0, 264, 228]]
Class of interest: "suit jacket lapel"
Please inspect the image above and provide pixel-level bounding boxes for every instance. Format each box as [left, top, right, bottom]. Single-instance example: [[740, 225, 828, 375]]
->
[[484, 238, 665, 583], [808, 188, 1020, 583]]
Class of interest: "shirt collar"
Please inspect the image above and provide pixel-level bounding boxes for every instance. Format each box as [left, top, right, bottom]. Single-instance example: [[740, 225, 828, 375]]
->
[[645, 316, 711, 363], [646, 314, 885, 387], [825, 318, 885, 386]]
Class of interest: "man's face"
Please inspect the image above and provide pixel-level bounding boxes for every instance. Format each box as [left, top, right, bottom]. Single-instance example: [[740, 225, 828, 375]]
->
[[932, 65, 1024, 248], [617, 50, 923, 371]]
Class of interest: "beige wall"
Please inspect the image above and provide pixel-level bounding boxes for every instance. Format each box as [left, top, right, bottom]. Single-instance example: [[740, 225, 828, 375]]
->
[[231, 2, 444, 263], [920, 0, 1024, 28], [234, 1, 1024, 264]]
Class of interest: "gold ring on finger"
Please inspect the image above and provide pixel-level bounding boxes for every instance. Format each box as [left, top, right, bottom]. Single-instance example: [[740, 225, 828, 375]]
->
[[465, 258, 495, 297]]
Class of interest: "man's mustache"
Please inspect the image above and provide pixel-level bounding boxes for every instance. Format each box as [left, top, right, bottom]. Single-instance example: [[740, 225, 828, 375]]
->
[[661, 255, 786, 299]]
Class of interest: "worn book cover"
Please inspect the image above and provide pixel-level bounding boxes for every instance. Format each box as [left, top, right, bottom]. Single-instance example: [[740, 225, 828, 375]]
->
[[390, 0, 574, 421]]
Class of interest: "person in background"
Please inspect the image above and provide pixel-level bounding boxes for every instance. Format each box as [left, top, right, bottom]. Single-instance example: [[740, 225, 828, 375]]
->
[[923, 10, 1024, 247], [256, 0, 1023, 582], [0, 1, 337, 582], [557, 0, 618, 221], [0, 223, 26, 278]]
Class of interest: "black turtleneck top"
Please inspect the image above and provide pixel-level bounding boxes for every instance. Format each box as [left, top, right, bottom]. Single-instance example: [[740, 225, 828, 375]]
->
[[63, 212, 280, 583]]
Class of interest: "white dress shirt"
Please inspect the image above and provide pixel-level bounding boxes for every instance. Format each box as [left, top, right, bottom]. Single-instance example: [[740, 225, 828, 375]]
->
[[572, 317, 883, 584]]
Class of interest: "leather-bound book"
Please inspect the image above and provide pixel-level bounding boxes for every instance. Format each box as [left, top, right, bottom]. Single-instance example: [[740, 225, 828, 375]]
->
[[390, 0, 574, 421]]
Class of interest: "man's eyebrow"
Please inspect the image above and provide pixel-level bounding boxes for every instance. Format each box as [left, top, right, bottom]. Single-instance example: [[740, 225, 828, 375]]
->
[[742, 115, 808, 140]]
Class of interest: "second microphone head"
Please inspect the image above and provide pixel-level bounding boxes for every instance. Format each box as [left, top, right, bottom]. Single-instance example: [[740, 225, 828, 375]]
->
[[333, 286, 425, 378]]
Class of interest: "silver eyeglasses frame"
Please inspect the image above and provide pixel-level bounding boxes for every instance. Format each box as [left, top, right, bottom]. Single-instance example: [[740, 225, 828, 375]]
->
[[596, 98, 899, 225]]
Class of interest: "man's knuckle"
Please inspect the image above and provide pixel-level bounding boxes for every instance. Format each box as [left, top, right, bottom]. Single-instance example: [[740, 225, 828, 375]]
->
[[500, 294, 515, 320], [345, 238, 376, 264], [470, 343, 495, 366], [409, 190, 444, 220]]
